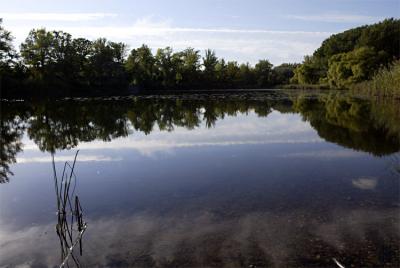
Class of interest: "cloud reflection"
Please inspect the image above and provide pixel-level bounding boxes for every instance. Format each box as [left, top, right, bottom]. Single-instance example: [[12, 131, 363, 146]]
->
[[20, 111, 322, 157], [352, 177, 378, 190], [17, 154, 122, 163], [280, 150, 364, 159], [1, 208, 398, 267]]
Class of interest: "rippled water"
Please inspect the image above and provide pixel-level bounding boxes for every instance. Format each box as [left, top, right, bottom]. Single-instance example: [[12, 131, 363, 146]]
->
[[1, 91, 399, 267]]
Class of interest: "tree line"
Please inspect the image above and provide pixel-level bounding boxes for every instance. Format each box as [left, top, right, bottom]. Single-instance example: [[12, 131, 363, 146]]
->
[[0, 19, 297, 97], [0, 18, 399, 98]]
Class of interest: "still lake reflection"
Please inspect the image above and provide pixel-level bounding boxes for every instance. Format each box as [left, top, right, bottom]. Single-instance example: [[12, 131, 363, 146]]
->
[[0, 91, 399, 267]]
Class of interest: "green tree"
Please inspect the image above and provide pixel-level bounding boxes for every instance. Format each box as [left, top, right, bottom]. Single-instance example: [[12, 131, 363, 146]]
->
[[215, 58, 227, 87], [328, 46, 387, 88], [20, 28, 55, 80], [50, 31, 76, 81], [291, 56, 324, 84], [308, 18, 400, 84], [357, 18, 400, 60], [315, 18, 400, 62], [225, 61, 240, 88], [0, 18, 25, 92], [238, 63, 255, 88], [255, 59, 273, 87], [202, 49, 218, 87], [70, 37, 93, 85], [154, 47, 183, 89], [125, 44, 155, 88], [0, 19, 15, 69], [88, 38, 128, 88], [177, 47, 201, 88], [20, 29, 89, 85], [271, 63, 298, 85]]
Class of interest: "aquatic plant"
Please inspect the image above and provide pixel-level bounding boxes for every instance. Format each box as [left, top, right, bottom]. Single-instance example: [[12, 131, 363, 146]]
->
[[52, 150, 87, 267]]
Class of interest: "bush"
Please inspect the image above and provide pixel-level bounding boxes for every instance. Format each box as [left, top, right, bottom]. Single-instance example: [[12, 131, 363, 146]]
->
[[352, 60, 400, 98]]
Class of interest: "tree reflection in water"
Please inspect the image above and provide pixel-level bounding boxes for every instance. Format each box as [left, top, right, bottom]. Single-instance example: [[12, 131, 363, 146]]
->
[[388, 153, 400, 176], [1, 92, 400, 183], [0, 109, 25, 183]]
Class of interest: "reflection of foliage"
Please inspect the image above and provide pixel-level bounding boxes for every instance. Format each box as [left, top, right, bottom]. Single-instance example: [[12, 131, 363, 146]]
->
[[27, 101, 132, 152], [369, 98, 400, 142], [0, 103, 26, 183], [293, 94, 400, 156], [2, 94, 282, 155], [126, 96, 277, 132], [387, 153, 400, 176], [1, 93, 400, 183]]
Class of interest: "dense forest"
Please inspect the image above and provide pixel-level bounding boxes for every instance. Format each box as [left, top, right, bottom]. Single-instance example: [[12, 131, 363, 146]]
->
[[0, 18, 399, 98]]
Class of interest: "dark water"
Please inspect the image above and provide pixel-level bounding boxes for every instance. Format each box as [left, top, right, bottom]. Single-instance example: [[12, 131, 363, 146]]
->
[[1, 91, 399, 267]]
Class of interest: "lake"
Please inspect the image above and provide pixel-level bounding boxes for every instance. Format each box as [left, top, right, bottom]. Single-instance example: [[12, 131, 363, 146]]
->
[[0, 91, 399, 267]]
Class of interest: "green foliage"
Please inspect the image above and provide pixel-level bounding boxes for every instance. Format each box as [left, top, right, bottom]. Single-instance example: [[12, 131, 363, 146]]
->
[[125, 44, 155, 88], [271, 63, 299, 85], [352, 60, 400, 97], [254, 59, 273, 87], [21, 29, 65, 79], [224, 61, 240, 86], [0, 18, 15, 68], [176, 47, 201, 88], [0, 19, 27, 91], [315, 18, 400, 61], [202, 49, 218, 87], [153, 47, 182, 88], [88, 38, 127, 87], [328, 46, 387, 88], [125, 47, 286, 90], [291, 56, 323, 84], [19, 29, 128, 92], [293, 18, 400, 90]]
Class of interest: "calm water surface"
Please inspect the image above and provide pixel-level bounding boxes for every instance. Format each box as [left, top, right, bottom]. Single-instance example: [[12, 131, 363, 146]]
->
[[1, 91, 399, 267]]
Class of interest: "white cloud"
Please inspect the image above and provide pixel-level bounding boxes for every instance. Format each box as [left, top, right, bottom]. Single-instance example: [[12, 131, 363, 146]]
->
[[4, 15, 331, 36], [102, 16, 332, 36], [0, 12, 117, 22], [286, 13, 381, 23]]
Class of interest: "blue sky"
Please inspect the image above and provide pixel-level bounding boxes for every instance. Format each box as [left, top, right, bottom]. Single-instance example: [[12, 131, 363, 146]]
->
[[1, 0, 398, 65]]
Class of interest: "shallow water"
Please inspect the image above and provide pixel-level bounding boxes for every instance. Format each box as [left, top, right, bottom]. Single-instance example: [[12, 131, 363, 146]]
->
[[1, 91, 399, 267]]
